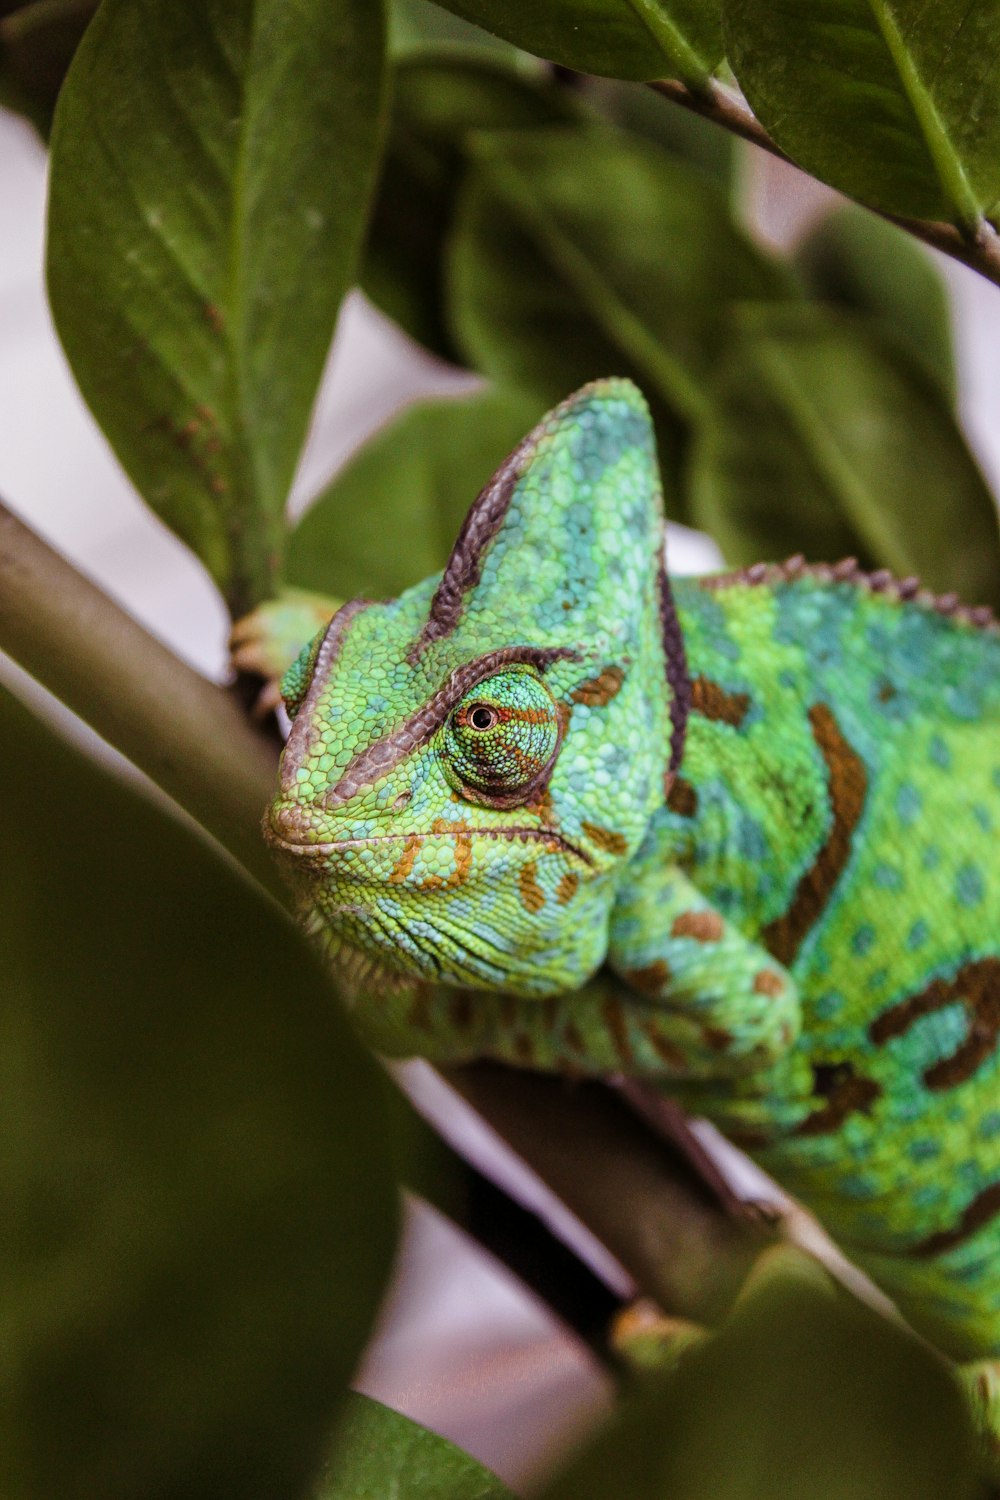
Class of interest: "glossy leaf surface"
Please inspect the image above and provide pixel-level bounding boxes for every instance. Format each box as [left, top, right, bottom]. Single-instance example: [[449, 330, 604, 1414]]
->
[[321, 1394, 513, 1499], [47, 0, 386, 614], [724, 0, 1000, 227], [690, 307, 1000, 606], [3, 685, 398, 1500], [432, 0, 723, 84]]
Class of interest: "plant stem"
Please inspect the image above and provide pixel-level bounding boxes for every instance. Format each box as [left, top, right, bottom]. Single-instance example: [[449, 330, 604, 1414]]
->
[[649, 78, 1000, 292], [0, 498, 282, 896]]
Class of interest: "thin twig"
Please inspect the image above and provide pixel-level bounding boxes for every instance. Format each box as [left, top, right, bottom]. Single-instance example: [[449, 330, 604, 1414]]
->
[[650, 79, 1000, 291]]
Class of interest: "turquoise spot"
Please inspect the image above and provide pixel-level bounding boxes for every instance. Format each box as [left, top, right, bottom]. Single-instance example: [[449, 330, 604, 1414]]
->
[[922, 846, 941, 870], [974, 802, 994, 833], [907, 919, 929, 951], [928, 735, 951, 769], [840, 1172, 877, 1200], [896, 783, 922, 824], [872, 863, 903, 891], [866, 967, 888, 993], [909, 1139, 940, 1163], [814, 990, 844, 1020], [851, 924, 875, 956], [979, 1111, 1000, 1140], [912, 1181, 944, 1209], [956, 863, 985, 907]]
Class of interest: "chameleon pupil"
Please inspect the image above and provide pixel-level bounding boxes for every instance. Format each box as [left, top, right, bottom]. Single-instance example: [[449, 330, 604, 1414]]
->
[[470, 706, 497, 730]]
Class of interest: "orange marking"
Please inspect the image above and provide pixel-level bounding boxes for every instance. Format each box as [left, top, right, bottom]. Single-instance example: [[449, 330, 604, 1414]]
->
[[518, 860, 545, 914], [582, 821, 628, 855], [671, 910, 724, 943]]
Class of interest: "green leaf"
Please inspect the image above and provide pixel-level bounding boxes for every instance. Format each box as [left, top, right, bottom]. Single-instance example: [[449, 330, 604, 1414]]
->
[[689, 306, 1000, 607], [46, 0, 387, 616], [388, 0, 515, 57], [583, 75, 736, 190], [2, 683, 399, 1500], [432, 0, 723, 85], [287, 387, 543, 598], [541, 1270, 978, 1500], [795, 204, 955, 399], [320, 1393, 514, 1499], [0, 0, 96, 139], [447, 124, 794, 511], [723, 0, 1000, 229], [362, 52, 579, 360]]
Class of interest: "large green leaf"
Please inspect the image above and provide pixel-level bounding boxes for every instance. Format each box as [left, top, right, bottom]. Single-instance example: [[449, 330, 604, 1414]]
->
[[287, 387, 542, 598], [723, 0, 1000, 228], [47, 0, 387, 615], [388, 0, 514, 56], [795, 204, 955, 398], [689, 307, 1000, 606], [447, 124, 794, 512], [541, 1269, 978, 1500], [0, 0, 96, 137], [362, 53, 579, 360], [320, 1394, 513, 1499], [432, 0, 723, 85], [2, 684, 399, 1500]]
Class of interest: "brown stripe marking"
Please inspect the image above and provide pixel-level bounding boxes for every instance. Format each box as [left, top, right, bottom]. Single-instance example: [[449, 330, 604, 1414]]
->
[[571, 665, 626, 706], [602, 994, 634, 1065], [666, 776, 698, 818], [793, 1061, 881, 1138], [643, 1020, 688, 1070], [324, 644, 575, 806], [761, 703, 867, 967], [659, 563, 692, 775], [555, 872, 579, 905], [582, 821, 629, 855], [625, 960, 672, 995], [671, 910, 724, 943], [911, 1181, 1000, 1257], [690, 675, 750, 728], [870, 958, 1000, 1091], [518, 860, 545, 914]]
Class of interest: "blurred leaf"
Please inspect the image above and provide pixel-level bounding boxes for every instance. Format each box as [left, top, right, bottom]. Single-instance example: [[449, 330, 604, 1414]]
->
[[388, 0, 515, 56], [0, 0, 96, 138], [363, 52, 579, 360], [796, 204, 955, 398], [432, 0, 723, 85], [320, 1393, 513, 1499], [542, 1272, 978, 1500], [689, 306, 1000, 607], [47, 0, 387, 616], [447, 124, 794, 513], [2, 683, 399, 1500], [287, 387, 542, 598], [723, 0, 1000, 229], [583, 75, 736, 190]]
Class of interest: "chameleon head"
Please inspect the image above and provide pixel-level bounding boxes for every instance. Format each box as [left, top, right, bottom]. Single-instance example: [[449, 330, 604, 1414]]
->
[[266, 379, 687, 998]]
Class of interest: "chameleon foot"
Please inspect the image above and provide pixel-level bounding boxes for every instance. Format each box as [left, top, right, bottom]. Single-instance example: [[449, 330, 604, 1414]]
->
[[229, 588, 339, 715]]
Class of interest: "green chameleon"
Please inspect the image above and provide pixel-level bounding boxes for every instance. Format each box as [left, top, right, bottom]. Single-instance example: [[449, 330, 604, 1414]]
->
[[256, 377, 1000, 1442]]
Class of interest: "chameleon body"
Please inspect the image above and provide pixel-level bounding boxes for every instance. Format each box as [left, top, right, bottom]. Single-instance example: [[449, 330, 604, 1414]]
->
[[265, 379, 1000, 1388]]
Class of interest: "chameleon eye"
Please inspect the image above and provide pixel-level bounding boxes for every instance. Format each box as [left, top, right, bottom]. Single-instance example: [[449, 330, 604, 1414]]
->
[[441, 667, 561, 805]]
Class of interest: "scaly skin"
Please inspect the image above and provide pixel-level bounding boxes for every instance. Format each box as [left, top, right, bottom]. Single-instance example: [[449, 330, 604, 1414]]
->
[[262, 379, 1000, 1433]]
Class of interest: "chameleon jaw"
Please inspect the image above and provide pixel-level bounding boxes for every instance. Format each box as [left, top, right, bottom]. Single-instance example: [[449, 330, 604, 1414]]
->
[[265, 824, 594, 868]]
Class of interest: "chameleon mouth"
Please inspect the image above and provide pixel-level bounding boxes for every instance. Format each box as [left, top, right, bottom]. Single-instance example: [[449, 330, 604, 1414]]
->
[[266, 825, 593, 867]]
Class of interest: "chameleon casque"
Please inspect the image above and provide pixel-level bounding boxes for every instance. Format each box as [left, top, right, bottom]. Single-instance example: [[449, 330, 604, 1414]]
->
[[262, 377, 1000, 1433]]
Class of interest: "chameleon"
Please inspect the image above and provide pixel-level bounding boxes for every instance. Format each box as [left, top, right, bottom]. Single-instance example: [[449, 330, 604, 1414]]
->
[[255, 377, 1000, 1444]]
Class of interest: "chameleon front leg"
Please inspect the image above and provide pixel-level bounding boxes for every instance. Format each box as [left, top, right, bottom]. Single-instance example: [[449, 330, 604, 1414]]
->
[[343, 867, 799, 1085], [230, 587, 341, 694]]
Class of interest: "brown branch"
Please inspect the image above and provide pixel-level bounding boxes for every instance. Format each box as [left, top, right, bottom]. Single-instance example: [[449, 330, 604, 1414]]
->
[[650, 78, 1000, 292], [0, 498, 282, 897]]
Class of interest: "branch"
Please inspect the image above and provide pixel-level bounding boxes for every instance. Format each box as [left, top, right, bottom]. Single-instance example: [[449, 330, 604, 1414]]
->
[[650, 79, 1000, 292], [0, 498, 774, 1340], [0, 498, 282, 897]]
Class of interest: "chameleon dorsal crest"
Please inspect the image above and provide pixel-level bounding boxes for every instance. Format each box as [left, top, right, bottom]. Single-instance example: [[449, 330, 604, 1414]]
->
[[268, 379, 687, 996]]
